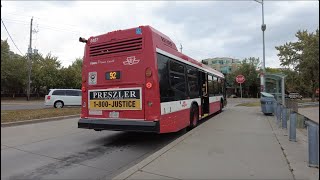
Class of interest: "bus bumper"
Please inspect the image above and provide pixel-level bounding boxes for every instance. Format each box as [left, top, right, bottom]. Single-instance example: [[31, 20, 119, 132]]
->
[[78, 118, 160, 133]]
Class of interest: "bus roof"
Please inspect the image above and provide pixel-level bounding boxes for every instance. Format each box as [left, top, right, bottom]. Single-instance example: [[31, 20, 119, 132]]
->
[[87, 25, 225, 78], [147, 26, 224, 78]]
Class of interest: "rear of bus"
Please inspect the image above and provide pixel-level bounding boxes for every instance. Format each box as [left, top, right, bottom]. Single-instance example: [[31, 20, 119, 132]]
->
[[78, 26, 161, 133]]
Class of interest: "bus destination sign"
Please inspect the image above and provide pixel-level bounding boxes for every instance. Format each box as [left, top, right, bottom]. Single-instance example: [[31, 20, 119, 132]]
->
[[89, 88, 141, 110], [105, 71, 121, 80]]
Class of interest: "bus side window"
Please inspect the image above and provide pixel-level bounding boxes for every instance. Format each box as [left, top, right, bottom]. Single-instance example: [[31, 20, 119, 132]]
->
[[213, 76, 219, 95], [169, 60, 187, 101], [187, 66, 199, 99], [208, 75, 214, 97], [157, 53, 174, 102], [217, 78, 222, 95]]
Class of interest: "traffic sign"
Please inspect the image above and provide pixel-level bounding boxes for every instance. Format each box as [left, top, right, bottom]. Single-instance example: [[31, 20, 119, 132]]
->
[[236, 75, 245, 84]]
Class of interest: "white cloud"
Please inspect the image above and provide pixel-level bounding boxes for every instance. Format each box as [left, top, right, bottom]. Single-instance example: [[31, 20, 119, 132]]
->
[[1, 1, 319, 68]]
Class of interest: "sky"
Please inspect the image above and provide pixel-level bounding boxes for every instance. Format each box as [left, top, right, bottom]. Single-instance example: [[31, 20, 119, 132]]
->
[[1, 1, 319, 68]]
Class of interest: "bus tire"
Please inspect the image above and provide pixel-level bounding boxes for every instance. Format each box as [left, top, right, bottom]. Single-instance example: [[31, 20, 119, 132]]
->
[[187, 104, 199, 131]]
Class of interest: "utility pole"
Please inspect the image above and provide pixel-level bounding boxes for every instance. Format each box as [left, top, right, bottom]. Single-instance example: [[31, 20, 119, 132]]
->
[[261, 0, 266, 92], [180, 44, 183, 53], [27, 17, 33, 101], [254, 0, 266, 92]]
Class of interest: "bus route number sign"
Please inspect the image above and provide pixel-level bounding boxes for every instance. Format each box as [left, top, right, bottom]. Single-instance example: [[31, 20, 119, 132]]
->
[[105, 71, 120, 80]]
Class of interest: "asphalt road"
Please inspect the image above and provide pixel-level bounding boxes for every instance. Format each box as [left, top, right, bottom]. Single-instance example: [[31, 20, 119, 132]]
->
[[1, 118, 185, 180], [1, 98, 258, 179], [1, 102, 46, 110]]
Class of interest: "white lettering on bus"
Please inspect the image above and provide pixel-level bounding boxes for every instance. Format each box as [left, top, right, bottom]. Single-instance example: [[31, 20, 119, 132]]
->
[[130, 91, 136, 98], [103, 92, 108, 98], [93, 92, 98, 98], [92, 90, 138, 99], [124, 91, 130, 98]]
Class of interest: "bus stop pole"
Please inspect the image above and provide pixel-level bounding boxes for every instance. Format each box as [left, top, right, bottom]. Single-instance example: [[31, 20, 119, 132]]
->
[[282, 106, 287, 129], [289, 111, 296, 141], [305, 120, 319, 167], [281, 76, 285, 107], [277, 103, 281, 126], [240, 83, 242, 98]]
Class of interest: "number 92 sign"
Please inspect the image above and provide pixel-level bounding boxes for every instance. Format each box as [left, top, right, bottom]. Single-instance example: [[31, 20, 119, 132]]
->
[[105, 71, 121, 80]]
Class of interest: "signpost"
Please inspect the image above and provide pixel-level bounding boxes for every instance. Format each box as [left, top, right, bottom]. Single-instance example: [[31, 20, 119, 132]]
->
[[236, 75, 245, 98]]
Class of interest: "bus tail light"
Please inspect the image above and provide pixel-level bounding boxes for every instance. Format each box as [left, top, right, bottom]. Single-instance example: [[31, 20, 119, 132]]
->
[[146, 82, 152, 89], [145, 67, 152, 77], [82, 86, 86, 92]]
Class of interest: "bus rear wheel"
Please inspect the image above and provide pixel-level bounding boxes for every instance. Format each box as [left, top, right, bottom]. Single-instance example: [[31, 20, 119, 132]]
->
[[187, 105, 199, 131]]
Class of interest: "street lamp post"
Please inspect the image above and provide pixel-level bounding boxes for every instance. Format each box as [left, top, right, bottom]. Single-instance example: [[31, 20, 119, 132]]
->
[[255, 0, 266, 92]]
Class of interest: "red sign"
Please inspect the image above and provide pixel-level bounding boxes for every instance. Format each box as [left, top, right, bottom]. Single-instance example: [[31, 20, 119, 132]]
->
[[236, 75, 245, 84]]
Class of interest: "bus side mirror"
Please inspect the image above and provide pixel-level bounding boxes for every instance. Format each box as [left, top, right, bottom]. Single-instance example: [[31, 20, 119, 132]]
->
[[79, 37, 88, 43]]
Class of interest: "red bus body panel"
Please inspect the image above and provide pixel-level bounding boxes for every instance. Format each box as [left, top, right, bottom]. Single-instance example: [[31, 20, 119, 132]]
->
[[79, 26, 225, 134]]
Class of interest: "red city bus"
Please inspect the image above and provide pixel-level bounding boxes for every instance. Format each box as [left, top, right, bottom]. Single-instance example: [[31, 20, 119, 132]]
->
[[78, 25, 227, 134]]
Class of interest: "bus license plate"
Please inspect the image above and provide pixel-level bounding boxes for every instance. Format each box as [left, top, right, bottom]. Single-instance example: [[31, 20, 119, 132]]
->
[[109, 111, 119, 118]]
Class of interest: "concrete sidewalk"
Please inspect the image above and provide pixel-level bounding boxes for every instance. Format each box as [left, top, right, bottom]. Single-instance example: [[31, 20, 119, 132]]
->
[[113, 105, 318, 180]]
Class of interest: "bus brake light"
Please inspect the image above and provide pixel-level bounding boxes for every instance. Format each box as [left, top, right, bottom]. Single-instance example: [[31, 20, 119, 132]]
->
[[146, 82, 152, 89], [82, 86, 86, 92]]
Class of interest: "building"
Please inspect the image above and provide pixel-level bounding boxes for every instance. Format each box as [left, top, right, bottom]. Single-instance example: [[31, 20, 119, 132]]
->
[[202, 57, 242, 97], [201, 57, 241, 74]]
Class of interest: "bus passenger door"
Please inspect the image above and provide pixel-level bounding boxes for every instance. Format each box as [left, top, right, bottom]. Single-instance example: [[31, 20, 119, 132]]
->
[[200, 72, 209, 117]]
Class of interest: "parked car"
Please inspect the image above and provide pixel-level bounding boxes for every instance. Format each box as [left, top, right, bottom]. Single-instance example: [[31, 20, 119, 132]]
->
[[45, 89, 82, 108], [288, 93, 303, 100], [229, 94, 238, 98]]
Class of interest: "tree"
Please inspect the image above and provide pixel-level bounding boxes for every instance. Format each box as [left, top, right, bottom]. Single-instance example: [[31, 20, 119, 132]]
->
[[67, 58, 82, 89], [1, 39, 83, 98], [58, 58, 82, 89], [226, 57, 260, 97], [275, 29, 319, 101], [31, 53, 62, 94], [1, 40, 28, 97]]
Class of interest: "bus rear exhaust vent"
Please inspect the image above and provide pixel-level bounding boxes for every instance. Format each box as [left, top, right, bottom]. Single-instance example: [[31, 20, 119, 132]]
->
[[89, 37, 142, 57]]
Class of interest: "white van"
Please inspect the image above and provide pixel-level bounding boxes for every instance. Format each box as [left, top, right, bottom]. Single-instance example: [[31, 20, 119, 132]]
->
[[45, 89, 82, 108], [288, 93, 303, 100]]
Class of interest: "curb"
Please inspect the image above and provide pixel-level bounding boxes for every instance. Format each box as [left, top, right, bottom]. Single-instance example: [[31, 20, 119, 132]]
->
[[112, 126, 198, 180], [1, 115, 80, 127]]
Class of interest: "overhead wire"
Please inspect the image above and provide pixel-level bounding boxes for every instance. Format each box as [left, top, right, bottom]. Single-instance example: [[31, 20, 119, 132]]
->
[[4, 12, 85, 32], [2, 17, 83, 35], [1, 18, 24, 55]]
